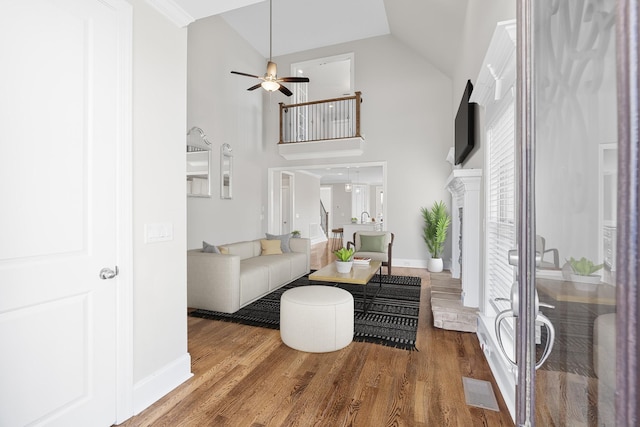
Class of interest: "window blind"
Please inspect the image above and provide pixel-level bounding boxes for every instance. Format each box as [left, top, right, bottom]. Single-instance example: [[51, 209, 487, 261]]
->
[[486, 102, 516, 317]]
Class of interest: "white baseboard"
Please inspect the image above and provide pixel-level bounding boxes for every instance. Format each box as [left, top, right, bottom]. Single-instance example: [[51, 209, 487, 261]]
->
[[133, 352, 193, 415], [476, 315, 516, 422], [391, 258, 452, 270], [391, 258, 427, 269]]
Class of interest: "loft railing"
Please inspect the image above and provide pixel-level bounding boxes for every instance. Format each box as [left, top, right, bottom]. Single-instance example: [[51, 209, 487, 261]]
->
[[279, 91, 362, 144]]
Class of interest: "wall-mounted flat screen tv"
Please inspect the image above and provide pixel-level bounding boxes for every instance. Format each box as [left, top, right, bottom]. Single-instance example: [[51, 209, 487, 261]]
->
[[454, 80, 478, 165]]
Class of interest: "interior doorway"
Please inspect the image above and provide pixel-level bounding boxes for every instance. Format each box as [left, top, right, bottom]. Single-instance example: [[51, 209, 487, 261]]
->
[[280, 172, 294, 234], [267, 162, 386, 239]]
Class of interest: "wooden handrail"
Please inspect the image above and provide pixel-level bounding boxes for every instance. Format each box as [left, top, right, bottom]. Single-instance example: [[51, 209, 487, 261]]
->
[[279, 91, 362, 144]]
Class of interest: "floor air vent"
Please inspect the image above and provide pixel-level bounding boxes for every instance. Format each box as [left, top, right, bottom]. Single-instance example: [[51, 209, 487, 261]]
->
[[462, 377, 499, 411]]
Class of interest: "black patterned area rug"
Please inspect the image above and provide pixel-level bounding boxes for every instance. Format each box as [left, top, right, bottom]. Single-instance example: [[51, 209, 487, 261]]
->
[[189, 273, 422, 351]]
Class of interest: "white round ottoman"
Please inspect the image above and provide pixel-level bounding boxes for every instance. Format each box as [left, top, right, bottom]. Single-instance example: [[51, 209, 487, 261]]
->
[[280, 285, 354, 353], [593, 313, 616, 389]]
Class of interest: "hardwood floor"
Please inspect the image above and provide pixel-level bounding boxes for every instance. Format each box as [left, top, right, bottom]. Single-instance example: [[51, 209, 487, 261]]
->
[[119, 240, 514, 426]]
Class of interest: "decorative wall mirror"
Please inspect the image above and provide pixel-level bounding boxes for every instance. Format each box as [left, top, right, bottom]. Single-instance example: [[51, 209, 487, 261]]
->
[[186, 126, 212, 197], [221, 143, 233, 199]]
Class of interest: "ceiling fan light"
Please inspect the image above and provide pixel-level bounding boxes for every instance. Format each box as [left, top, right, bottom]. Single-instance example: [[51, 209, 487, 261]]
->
[[261, 80, 280, 92]]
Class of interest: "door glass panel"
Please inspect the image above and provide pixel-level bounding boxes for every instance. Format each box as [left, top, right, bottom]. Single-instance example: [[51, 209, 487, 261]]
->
[[533, 1, 617, 425]]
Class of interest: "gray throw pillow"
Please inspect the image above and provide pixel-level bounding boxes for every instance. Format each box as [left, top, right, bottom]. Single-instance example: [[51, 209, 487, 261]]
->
[[202, 241, 221, 254], [359, 234, 385, 252], [266, 233, 291, 253]]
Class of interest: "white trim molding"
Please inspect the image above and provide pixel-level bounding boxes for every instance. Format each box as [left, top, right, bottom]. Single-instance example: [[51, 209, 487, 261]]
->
[[145, 0, 195, 27], [112, 0, 135, 423], [133, 353, 193, 415]]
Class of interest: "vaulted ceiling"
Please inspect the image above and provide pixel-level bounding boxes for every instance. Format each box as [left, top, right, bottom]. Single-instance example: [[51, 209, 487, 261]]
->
[[169, 0, 469, 77]]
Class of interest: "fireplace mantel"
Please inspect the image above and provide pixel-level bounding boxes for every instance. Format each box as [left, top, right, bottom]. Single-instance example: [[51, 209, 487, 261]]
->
[[446, 169, 482, 308]]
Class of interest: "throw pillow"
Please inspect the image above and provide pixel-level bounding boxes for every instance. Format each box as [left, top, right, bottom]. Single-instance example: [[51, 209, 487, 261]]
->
[[260, 239, 283, 255], [359, 234, 385, 253], [202, 241, 221, 254], [266, 232, 291, 253]]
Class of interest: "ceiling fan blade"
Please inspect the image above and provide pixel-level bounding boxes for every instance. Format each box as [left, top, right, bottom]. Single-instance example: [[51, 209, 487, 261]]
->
[[247, 83, 262, 91], [278, 77, 310, 83], [231, 70, 261, 79], [278, 85, 293, 97]]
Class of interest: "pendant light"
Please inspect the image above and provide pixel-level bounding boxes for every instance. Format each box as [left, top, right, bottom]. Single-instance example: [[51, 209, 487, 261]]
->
[[344, 167, 352, 192]]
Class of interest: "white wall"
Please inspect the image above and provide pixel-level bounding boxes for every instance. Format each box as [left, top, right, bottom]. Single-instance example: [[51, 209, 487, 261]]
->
[[331, 183, 354, 227], [263, 35, 453, 266], [187, 16, 266, 248], [130, 0, 190, 413], [292, 172, 321, 238]]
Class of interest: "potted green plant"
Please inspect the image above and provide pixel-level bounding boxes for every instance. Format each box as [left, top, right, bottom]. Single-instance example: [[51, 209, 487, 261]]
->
[[421, 201, 451, 273], [567, 257, 603, 288], [334, 247, 355, 273], [291, 230, 301, 238]]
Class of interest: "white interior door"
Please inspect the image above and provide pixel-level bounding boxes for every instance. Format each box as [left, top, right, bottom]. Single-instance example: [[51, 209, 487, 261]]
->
[[0, 0, 128, 425], [281, 173, 293, 234]]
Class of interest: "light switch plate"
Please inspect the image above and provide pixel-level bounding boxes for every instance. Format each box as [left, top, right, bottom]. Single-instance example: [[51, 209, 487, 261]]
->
[[145, 223, 173, 243]]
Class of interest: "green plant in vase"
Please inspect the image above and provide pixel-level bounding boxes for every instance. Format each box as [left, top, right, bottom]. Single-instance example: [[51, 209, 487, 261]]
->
[[566, 256, 603, 287], [421, 201, 451, 273], [334, 247, 355, 273], [334, 247, 354, 262], [567, 257, 603, 275]]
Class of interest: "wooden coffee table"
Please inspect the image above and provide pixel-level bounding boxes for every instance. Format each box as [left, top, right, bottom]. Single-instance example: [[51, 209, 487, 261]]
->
[[309, 261, 382, 313]]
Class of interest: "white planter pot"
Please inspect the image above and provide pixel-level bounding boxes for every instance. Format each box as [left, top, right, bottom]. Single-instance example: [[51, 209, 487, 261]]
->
[[427, 258, 443, 273], [570, 273, 601, 291], [335, 260, 353, 273]]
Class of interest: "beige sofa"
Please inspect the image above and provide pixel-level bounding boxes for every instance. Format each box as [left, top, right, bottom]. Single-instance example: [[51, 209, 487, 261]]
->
[[187, 238, 310, 313]]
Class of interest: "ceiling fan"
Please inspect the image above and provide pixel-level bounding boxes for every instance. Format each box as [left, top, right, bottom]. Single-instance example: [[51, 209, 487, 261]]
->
[[230, 0, 309, 96]]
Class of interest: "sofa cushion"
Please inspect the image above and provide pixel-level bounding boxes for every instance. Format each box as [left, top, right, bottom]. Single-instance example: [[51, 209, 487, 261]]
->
[[266, 232, 292, 253], [283, 252, 307, 278], [359, 234, 386, 252], [239, 261, 269, 303], [260, 239, 283, 255], [202, 240, 221, 254], [244, 256, 292, 290], [220, 241, 258, 260]]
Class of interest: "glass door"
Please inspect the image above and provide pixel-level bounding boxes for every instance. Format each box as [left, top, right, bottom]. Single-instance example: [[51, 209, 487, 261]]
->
[[515, 0, 619, 425]]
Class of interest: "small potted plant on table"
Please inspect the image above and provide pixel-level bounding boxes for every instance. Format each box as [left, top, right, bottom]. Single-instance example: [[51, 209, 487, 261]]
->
[[567, 256, 603, 289], [334, 247, 355, 273]]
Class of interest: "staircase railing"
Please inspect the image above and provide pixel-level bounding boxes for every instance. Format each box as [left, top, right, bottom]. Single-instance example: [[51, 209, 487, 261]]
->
[[320, 201, 328, 237], [279, 92, 362, 144]]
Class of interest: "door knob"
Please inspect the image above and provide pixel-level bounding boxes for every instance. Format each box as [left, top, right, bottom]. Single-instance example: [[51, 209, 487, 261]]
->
[[99, 266, 119, 280]]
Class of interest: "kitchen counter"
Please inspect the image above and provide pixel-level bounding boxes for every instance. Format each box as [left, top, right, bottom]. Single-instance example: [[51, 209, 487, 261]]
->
[[342, 222, 383, 247]]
